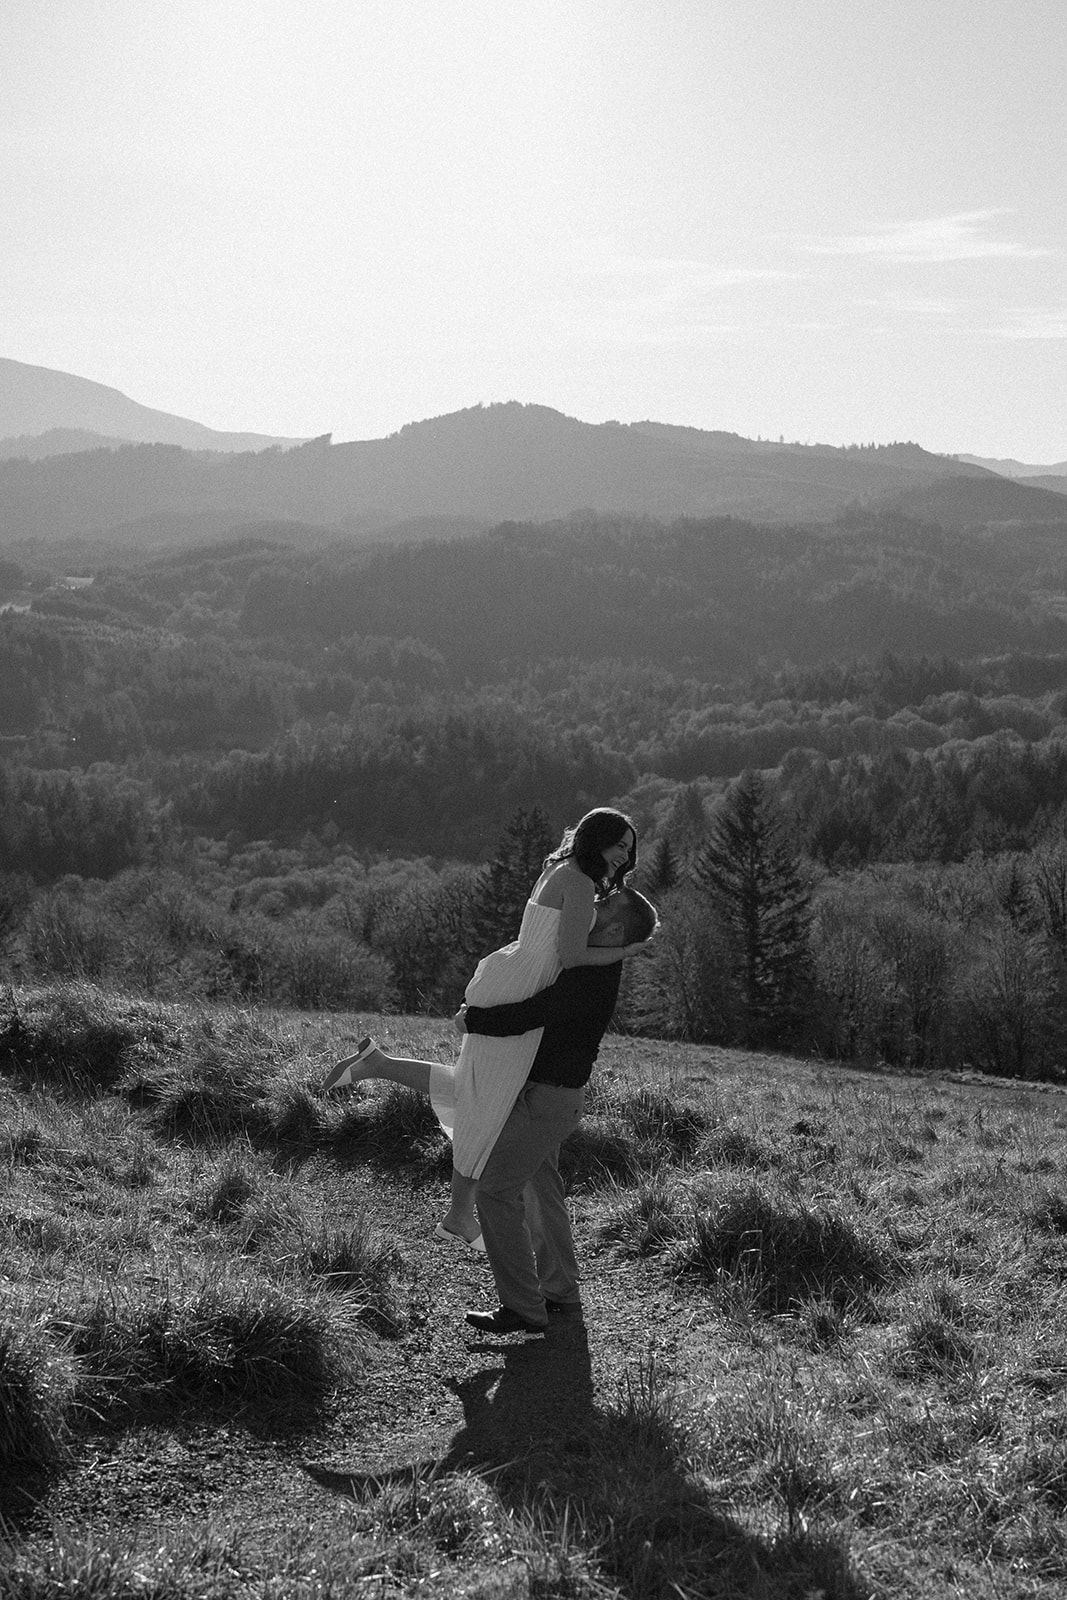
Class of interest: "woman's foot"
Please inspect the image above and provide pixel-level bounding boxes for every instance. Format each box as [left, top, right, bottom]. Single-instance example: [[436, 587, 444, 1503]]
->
[[321, 1036, 381, 1092]]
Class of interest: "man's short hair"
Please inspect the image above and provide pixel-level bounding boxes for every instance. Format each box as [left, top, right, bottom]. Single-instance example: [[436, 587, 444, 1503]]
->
[[615, 887, 659, 943]]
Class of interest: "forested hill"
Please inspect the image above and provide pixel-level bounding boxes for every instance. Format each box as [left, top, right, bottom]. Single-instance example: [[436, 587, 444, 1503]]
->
[[235, 509, 1067, 675], [5, 507, 1067, 709], [0, 400, 1028, 545], [8, 503, 1067, 881]]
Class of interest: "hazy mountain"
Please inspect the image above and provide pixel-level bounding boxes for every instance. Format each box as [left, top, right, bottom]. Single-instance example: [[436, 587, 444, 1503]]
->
[[956, 452, 1067, 479], [0, 399, 1001, 547], [0, 358, 307, 453], [1018, 475, 1067, 498], [878, 473, 1067, 528], [0, 427, 162, 461]]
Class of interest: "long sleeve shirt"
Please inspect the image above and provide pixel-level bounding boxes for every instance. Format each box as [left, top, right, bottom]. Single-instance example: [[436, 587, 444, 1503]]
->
[[463, 963, 623, 1088]]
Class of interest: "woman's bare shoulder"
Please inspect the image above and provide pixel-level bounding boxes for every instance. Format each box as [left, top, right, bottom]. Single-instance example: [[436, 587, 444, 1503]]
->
[[532, 860, 591, 909]]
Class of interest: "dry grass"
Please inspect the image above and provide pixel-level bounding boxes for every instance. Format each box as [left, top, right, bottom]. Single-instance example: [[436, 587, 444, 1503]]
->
[[1, 985, 1065, 1596]]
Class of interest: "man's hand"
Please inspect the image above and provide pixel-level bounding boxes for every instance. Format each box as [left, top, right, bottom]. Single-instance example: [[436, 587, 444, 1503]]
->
[[623, 938, 655, 957], [453, 1005, 468, 1035]]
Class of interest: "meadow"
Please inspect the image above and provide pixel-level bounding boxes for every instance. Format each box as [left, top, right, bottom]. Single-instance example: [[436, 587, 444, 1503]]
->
[[1, 981, 1065, 1599]]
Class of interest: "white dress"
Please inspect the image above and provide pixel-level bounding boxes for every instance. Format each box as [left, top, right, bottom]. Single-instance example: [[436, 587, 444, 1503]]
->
[[430, 898, 574, 1178]]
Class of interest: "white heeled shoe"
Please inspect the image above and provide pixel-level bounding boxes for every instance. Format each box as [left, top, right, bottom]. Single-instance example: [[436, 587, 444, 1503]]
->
[[321, 1036, 377, 1093]]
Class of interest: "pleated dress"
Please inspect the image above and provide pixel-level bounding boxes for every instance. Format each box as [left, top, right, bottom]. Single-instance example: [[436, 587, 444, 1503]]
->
[[429, 898, 573, 1178]]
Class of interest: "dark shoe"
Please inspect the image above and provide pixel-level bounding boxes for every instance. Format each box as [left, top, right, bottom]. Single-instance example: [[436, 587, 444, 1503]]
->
[[465, 1305, 547, 1336], [545, 1299, 583, 1317], [434, 1222, 486, 1253]]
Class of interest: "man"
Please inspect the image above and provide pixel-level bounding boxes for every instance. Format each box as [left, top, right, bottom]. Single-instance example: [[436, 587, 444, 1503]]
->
[[458, 886, 658, 1336]]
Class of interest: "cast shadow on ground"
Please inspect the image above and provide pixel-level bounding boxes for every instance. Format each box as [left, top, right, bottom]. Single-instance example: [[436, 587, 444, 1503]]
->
[[305, 1321, 865, 1599]]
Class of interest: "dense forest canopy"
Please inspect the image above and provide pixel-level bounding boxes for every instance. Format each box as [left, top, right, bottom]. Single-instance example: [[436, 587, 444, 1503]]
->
[[3, 505, 1067, 868], [6, 502, 1067, 1079]]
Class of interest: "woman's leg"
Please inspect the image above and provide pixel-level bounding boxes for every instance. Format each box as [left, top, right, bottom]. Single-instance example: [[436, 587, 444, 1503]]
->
[[325, 1042, 432, 1093], [440, 1169, 480, 1243], [325, 1044, 482, 1244]]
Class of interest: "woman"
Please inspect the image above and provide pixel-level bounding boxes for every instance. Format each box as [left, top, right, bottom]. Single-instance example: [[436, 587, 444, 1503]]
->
[[322, 808, 646, 1248]]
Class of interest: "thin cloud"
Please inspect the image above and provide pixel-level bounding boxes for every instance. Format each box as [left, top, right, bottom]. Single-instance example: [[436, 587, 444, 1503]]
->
[[989, 308, 1067, 340], [569, 243, 798, 290], [553, 243, 801, 346], [854, 294, 964, 318], [805, 210, 1049, 264]]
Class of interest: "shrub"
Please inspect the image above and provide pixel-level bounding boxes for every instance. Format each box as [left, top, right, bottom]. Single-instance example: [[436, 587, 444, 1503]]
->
[[22, 892, 119, 981], [268, 921, 395, 1012]]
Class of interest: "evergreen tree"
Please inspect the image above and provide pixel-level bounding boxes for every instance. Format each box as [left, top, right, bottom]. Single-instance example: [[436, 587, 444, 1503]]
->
[[640, 834, 679, 896], [467, 806, 557, 957], [664, 782, 708, 864], [693, 769, 813, 1046]]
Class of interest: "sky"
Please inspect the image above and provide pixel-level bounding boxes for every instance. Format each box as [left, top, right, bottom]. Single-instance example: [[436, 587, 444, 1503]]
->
[[4, 0, 1067, 460]]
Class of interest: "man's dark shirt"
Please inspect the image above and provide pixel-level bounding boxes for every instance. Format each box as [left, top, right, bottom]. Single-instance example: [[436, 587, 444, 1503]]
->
[[463, 963, 622, 1088]]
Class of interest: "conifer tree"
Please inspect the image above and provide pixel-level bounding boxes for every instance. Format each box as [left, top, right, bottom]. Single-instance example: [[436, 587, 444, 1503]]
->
[[693, 769, 812, 1045], [468, 806, 557, 955], [641, 834, 679, 896]]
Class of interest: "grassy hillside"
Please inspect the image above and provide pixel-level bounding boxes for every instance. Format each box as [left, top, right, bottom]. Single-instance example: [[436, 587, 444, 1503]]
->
[[2, 983, 1065, 1598]]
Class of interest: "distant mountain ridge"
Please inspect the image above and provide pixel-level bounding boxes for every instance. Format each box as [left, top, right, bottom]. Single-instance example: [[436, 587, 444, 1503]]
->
[[0, 358, 307, 454], [2, 361, 1065, 546], [956, 452, 1067, 479], [0, 428, 145, 461]]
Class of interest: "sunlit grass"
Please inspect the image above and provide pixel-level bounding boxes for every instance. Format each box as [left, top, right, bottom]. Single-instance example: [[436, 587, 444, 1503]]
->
[[1, 983, 1066, 1596]]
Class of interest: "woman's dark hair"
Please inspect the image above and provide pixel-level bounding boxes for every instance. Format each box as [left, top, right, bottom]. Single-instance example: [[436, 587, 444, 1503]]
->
[[545, 807, 638, 894]]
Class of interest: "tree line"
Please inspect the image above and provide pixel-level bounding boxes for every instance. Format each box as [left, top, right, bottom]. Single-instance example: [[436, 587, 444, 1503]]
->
[[5, 782, 1065, 1083]]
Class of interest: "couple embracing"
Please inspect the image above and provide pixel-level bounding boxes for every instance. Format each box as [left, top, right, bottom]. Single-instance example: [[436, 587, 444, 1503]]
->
[[323, 808, 658, 1336]]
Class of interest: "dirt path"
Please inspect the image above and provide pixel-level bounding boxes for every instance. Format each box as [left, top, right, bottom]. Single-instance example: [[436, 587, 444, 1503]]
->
[[31, 1156, 690, 1558]]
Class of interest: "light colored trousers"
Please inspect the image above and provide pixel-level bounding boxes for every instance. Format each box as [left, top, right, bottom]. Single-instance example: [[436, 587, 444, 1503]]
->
[[474, 1081, 585, 1326]]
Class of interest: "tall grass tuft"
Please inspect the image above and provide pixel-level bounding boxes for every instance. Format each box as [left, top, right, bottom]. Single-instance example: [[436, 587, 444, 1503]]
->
[[0, 1316, 75, 1516], [1030, 1185, 1067, 1234], [560, 1118, 640, 1188], [60, 1273, 355, 1425], [150, 1021, 276, 1143], [598, 1175, 688, 1256], [614, 1086, 709, 1159], [291, 1216, 404, 1330], [265, 1079, 327, 1145], [0, 1525, 237, 1599], [679, 1174, 898, 1314], [196, 1155, 258, 1223], [331, 1085, 452, 1178], [0, 984, 174, 1093]]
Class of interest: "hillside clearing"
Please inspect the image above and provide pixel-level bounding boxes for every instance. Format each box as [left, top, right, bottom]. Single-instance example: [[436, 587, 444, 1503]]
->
[[1, 984, 1065, 1598]]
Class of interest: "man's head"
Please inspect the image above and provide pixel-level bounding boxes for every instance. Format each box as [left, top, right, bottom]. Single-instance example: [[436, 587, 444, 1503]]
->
[[588, 887, 659, 948]]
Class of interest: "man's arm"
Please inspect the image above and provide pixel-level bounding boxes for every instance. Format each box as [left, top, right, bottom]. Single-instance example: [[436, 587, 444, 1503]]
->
[[463, 968, 599, 1037]]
